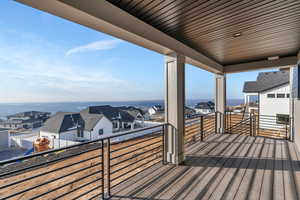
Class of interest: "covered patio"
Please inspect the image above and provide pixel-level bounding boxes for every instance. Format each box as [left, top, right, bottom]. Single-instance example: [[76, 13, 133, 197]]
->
[[3, 0, 300, 199], [15, 0, 300, 164]]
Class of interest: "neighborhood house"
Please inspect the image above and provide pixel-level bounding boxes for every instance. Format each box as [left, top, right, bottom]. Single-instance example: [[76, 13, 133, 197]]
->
[[243, 69, 290, 124], [39, 105, 146, 147], [148, 105, 164, 116], [0, 111, 50, 130], [194, 101, 215, 114]]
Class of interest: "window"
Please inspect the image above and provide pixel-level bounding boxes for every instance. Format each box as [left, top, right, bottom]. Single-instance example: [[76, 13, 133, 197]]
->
[[77, 129, 83, 137], [287, 93, 290, 98], [277, 93, 285, 98], [98, 129, 104, 135], [276, 114, 289, 125], [267, 94, 275, 98], [113, 122, 118, 128]]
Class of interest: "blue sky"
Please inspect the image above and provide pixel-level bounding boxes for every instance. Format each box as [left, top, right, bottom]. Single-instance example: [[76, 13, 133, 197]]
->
[[0, 1, 272, 103]]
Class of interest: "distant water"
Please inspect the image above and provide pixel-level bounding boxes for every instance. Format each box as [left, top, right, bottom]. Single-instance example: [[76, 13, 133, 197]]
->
[[0, 99, 243, 119]]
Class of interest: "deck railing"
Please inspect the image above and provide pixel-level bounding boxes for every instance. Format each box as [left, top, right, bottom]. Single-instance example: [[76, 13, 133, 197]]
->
[[1, 112, 291, 199], [184, 113, 216, 146], [0, 139, 105, 200], [257, 114, 291, 139], [225, 111, 291, 139], [105, 125, 165, 197], [0, 124, 166, 200]]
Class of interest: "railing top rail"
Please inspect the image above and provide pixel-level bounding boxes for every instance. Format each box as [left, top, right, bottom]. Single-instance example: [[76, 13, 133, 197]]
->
[[0, 123, 167, 165]]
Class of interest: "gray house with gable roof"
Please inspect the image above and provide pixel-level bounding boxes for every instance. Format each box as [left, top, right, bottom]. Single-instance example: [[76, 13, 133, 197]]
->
[[243, 69, 290, 123], [39, 111, 113, 145]]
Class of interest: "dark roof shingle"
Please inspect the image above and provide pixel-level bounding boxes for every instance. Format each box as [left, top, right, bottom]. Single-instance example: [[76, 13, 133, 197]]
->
[[243, 70, 289, 93], [41, 112, 84, 134], [82, 105, 135, 123]]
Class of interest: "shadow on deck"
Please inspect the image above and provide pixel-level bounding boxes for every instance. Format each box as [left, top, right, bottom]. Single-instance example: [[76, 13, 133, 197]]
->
[[110, 134, 300, 200]]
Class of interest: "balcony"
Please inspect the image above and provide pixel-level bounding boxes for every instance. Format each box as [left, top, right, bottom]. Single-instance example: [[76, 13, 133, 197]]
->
[[0, 113, 297, 200], [3, 1, 300, 199]]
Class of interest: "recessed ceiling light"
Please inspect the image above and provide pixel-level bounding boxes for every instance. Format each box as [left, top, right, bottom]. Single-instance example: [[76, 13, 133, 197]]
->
[[233, 32, 242, 38]]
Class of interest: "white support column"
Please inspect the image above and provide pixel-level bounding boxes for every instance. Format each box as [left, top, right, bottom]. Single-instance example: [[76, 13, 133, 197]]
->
[[215, 74, 226, 134], [165, 53, 185, 165], [291, 51, 300, 146]]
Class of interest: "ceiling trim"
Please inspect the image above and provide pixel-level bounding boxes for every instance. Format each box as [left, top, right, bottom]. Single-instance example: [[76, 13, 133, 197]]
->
[[15, 0, 223, 73], [224, 56, 298, 73]]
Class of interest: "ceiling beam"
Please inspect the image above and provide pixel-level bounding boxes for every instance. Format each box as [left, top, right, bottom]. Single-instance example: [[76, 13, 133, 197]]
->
[[15, 0, 223, 73], [224, 56, 298, 73]]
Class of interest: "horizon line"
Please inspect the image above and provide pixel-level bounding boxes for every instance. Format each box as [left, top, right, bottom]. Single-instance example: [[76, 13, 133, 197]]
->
[[0, 98, 244, 104]]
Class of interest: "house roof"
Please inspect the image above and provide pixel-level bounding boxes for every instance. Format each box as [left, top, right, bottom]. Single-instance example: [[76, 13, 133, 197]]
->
[[116, 106, 145, 119], [151, 105, 164, 112], [7, 111, 50, 118], [185, 106, 196, 114], [40, 112, 83, 134], [243, 70, 289, 93], [195, 101, 215, 110], [79, 109, 104, 132], [82, 105, 135, 123]]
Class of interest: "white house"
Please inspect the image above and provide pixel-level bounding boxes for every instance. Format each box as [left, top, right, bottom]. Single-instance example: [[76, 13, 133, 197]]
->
[[81, 106, 136, 132], [243, 70, 290, 126], [194, 101, 215, 114], [40, 112, 113, 148], [148, 105, 164, 116], [80, 108, 113, 138]]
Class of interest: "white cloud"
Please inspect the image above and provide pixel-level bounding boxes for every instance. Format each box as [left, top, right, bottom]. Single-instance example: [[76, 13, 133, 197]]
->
[[66, 39, 121, 56], [0, 31, 148, 103]]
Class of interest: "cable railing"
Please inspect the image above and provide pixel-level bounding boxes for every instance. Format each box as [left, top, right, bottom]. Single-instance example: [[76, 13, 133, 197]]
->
[[0, 124, 166, 200], [258, 114, 290, 139], [0, 139, 104, 200], [6, 111, 288, 200], [225, 111, 291, 139], [184, 113, 216, 146], [106, 125, 164, 197]]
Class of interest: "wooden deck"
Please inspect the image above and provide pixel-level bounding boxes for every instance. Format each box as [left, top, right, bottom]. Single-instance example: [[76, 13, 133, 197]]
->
[[111, 134, 300, 200]]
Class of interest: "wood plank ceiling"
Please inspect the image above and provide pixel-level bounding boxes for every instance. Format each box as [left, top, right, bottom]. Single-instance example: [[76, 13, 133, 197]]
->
[[106, 0, 300, 65]]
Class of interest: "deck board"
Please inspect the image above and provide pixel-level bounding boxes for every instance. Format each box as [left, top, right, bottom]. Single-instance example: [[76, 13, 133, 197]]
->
[[282, 139, 298, 200], [173, 134, 242, 199], [245, 137, 270, 200], [287, 141, 300, 199], [220, 137, 259, 200], [274, 140, 285, 200], [260, 138, 275, 200], [208, 135, 254, 200], [111, 134, 300, 200], [232, 137, 265, 200]]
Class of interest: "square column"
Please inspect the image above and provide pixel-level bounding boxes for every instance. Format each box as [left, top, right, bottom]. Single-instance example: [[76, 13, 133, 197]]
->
[[291, 51, 300, 145], [215, 74, 226, 133], [164, 53, 185, 165]]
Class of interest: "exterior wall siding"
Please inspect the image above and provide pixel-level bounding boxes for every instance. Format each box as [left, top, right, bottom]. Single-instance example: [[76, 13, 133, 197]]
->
[[0, 130, 9, 150], [259, 84, 290, 116], [84, 116, 113, 140]]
